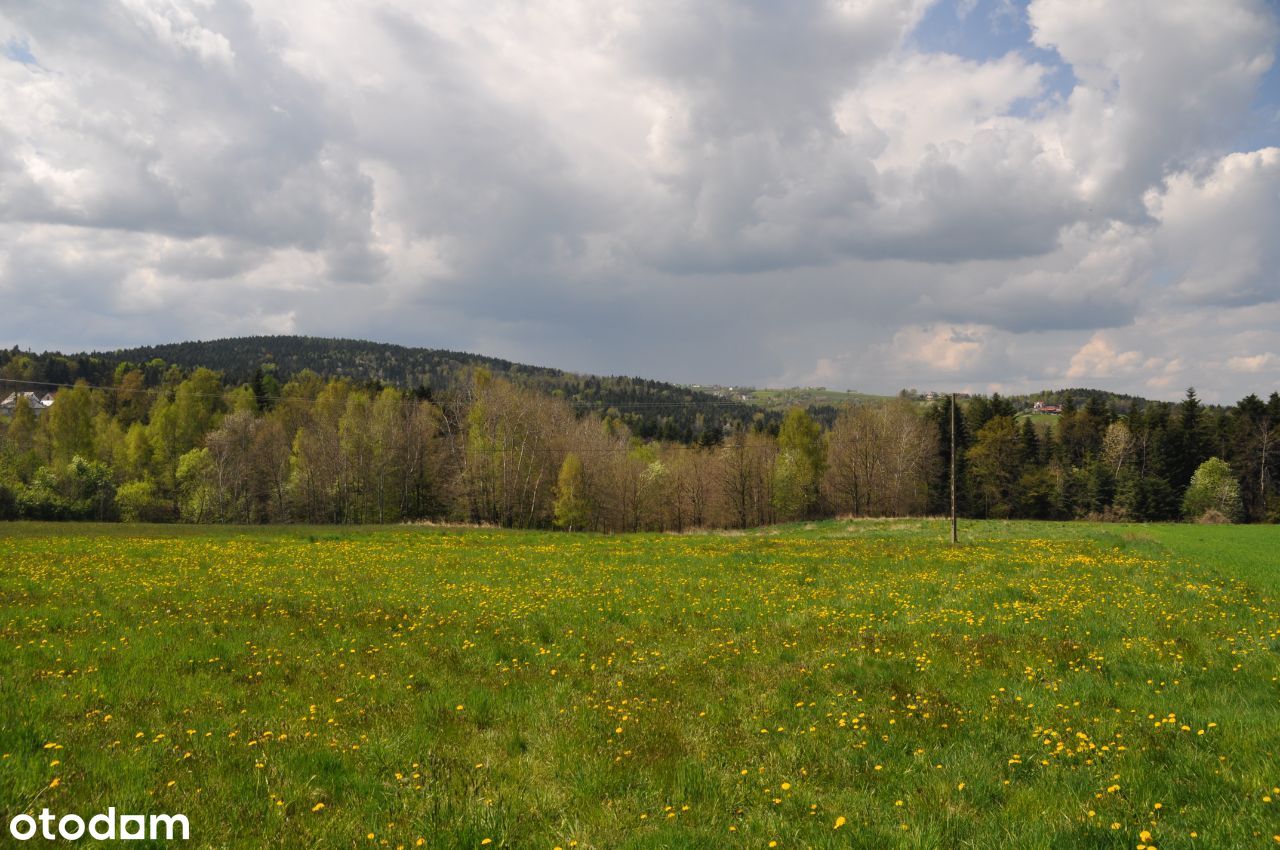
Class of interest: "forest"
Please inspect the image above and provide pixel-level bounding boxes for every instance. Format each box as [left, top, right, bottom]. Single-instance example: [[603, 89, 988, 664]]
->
[[2, 345, 1277, 529], [0, 337, 768, 441]]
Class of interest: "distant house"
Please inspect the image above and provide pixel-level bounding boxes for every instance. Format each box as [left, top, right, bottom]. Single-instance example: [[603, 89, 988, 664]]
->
[[1032, 401, 1062, 415], [1, 390, 54, 417]]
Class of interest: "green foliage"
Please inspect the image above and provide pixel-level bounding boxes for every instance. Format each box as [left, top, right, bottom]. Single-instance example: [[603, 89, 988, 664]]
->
[[115, 479, 171, 523], [77, 336, 770, 441], [1182, 457, 1243, 522], [1114, 470, 1179, 521], [777, 408, 824, 478], [0, 479, 16, 520], [775, 408, 824, 519], [176, 447, 216, 522], [770, 448, 809, 521], [6, 392, 38, 451], [3, 341, 1279, 528], [47, 382, 94, 465], [1015, 466, 1056, 519], [15, 466, 76, 520], [553, 452, 589, 531], [65, 454, 115, 520], [967, 416, 1020, 518]]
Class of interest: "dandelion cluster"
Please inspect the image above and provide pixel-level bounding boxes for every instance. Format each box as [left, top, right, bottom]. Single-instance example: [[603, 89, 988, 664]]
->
[[0, 521, 1277, 847]]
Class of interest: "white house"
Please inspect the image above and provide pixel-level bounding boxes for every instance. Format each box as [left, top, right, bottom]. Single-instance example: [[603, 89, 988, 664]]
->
[[0, 390, 55, 417]]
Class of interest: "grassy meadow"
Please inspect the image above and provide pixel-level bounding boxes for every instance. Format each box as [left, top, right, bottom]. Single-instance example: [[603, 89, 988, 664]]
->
[[1, 520, 1278, 849]]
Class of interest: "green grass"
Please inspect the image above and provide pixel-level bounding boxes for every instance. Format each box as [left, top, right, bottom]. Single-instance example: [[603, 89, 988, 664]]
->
[[1014, 412, 1059, 432], [741, 388, 897, 410], [1, 520, 1278, 849]]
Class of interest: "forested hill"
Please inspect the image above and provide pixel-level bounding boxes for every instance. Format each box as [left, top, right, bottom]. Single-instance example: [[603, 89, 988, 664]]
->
[[3, 336, 1176, 442], [1007, 388, 1155, 414], [2, 336, 768, 442], [106, 336, 565, 387]]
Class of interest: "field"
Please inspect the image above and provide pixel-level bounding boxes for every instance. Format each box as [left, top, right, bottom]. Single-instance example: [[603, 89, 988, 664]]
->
[[2, 521, 1278, 849], [1015, 412, 1061, 432], [741, 389, 895, 410]]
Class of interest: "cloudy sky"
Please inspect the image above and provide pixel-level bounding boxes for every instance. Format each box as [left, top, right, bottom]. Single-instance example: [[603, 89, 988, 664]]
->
[[2, 0, 1279, 401]]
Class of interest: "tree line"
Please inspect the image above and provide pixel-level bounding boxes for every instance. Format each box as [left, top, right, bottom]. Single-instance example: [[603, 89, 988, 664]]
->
[[1, 337, 770, 443], [1, 362, 1276, 527], [926, 390, 1279, 523]]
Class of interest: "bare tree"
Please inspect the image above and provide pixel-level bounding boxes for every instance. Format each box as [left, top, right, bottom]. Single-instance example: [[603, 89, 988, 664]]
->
[[458, 376, 571, 527], [824, 400, 935, 517], [718, 429, 776, 528]]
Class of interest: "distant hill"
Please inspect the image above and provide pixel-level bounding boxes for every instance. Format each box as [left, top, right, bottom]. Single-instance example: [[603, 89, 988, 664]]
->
[[1005, 387, 1157, 414], [104, 336, 567, 389], [695, 385, 894, 408], [1, 337, 1178, 441], [2, 336, 772, 442]]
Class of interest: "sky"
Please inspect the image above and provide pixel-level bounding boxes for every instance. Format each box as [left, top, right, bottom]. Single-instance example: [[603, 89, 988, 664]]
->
[[2, 0, 1279, 402]]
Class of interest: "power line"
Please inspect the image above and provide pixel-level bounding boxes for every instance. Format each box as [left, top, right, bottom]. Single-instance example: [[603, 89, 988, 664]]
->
[[0, 376, 891, 412]]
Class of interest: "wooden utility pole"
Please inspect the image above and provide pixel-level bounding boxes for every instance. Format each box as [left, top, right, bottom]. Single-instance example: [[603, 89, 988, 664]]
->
[[950, 392, 958, 544]]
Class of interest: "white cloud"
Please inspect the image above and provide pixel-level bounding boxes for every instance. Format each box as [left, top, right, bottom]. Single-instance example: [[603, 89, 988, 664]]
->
[[0, 0, 1278, 402], [1227, 353, 1278, 374], [1066, 332, 1143, 379], [889, 324, 993, 372], [1152, 147, 1280, 307]]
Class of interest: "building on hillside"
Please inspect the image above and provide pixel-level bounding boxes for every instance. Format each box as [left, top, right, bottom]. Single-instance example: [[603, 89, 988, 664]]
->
[[1, 390, 55, 417], [1032, 401, 1062, 414]]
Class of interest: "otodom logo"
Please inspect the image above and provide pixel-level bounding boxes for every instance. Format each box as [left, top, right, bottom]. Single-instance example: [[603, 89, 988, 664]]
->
[[7, 808, 189, 842]]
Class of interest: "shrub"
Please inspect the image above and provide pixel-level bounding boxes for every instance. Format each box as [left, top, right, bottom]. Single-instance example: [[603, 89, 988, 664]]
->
[[16, 467, 76, 520], [1181, 457, 1242, 523], [115, 480, 173, 523], [0, 482, 16, 520], [1195, 509, 1230, 525]]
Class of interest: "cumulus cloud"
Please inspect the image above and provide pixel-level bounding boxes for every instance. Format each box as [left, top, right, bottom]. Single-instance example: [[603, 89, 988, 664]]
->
[[1066, 333, 1143, 380], [1227, 353, 1278, 374], [1, 0, 1279, 401], [1152, 147, 1280, 307], [888, 323, 995, 372]]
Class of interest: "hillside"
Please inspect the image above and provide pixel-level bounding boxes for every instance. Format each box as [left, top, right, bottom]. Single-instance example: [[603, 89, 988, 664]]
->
[[2, 337, 1173, 442], [1006, 387, 1155, 414], [2, 336, 770, 442]]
